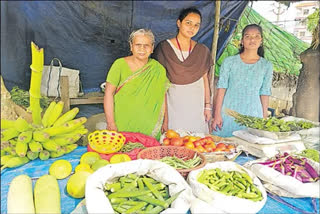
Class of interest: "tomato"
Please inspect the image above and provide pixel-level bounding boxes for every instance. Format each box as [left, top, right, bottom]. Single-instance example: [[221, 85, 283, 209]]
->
[[227, 144, 235, 150], [216, 143, 227, 150], [196, 145, 206, 153], [194, 140, 201, 147], [182, 136, 191, 143], [204, 136, 213, 141], [204, 145, 214, 152], [170, 137, 184, 146], [184, 141, 195, 149], [163, 138, 171, 146], [165, 130, 180, 139], [214, 147, 224, 152]]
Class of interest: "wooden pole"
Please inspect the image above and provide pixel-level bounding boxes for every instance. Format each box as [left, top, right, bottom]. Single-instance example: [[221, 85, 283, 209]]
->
[[209, 0, 221, 114]]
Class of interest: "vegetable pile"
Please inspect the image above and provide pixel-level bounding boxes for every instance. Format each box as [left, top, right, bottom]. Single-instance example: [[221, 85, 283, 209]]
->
[[226, 109, 316, 132], [197, 168, 263, 201], [159, 154, 202, 169], [119, 142, 145, 153], [1, 101, 88, 170], [104, 173, 183, 214], [10, 86, 50, 109], [257, 152, 319, 183], [298, 149, 320, 162]]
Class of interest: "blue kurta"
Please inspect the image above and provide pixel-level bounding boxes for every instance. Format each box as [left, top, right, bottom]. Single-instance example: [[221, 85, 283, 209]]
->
[[212, 54, 273, 137]]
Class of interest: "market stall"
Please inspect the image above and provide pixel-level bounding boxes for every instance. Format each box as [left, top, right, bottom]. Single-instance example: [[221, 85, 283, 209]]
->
[[1, 147, 319, 213]]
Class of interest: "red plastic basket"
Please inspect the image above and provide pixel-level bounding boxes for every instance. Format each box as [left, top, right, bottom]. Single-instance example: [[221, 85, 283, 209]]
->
[[137, 146, 206, 178]]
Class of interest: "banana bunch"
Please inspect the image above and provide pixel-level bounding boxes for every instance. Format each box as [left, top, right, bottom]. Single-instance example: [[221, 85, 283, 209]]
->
[[1, 101, 88, 170]]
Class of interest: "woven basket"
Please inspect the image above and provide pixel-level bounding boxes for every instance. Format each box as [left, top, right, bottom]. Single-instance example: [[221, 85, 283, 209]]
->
[[137, 146, 206, 178]]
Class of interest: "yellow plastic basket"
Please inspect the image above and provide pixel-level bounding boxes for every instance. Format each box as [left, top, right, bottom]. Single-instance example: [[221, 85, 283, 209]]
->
[[88, 130, 125, 154]]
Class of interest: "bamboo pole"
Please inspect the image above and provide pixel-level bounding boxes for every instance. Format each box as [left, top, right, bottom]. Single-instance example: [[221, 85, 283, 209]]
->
[[28, 42, 44, 125], [210, 0, 221, 113]]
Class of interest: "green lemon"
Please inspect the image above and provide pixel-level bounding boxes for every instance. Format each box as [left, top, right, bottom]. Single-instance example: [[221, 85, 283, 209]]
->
[[66, 171, 92, 198], [80, 152, 101, 166], [75, 163, 94, 173], [49, 159, 72, 179], [91, 159, 110, 171]]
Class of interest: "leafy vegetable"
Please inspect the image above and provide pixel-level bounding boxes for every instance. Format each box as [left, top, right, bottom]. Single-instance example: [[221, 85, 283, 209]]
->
[[298, 149, 320, 162], [225, 109, 317, 132], [10, 86, 50, 109]]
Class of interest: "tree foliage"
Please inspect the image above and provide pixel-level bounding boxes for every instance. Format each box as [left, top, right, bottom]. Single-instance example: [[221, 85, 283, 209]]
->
[[307, 9, 319, 33]]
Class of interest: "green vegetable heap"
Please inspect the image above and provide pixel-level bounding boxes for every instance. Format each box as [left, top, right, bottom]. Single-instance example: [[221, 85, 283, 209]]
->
[[197, 168, 263, 201], [119, 142, 145, 153], [298, 149, 320, 162], [104, 173, 183, 214], [160, 154, 202, 169], [226, 109, 316, 132], [10, 86, 50, 109]]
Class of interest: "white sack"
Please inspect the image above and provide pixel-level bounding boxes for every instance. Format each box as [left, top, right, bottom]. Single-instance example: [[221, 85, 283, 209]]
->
[[188, 161, 267, 214], [85, 159, 195, 214], [244, 156, 320, 198]]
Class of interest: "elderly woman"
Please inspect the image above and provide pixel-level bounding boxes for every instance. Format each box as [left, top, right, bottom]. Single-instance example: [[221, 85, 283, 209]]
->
[[104, 29, 169, 140]]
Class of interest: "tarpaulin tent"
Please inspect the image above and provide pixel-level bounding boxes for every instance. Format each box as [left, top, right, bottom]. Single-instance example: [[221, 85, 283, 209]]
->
[[215, 6, 310, 76], [1, 1, 248, 92]]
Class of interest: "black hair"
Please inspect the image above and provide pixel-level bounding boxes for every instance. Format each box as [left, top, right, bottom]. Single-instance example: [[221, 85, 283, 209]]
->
[[239, 24, 265, 57], [178, 7, 202, 22]]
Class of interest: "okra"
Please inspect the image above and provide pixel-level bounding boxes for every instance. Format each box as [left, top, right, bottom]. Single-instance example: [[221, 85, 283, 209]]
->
[[142, 178, 164, 201], [108, 189, 151, 199], [124, 202, 147, 214], [135, 195, 168, 208]]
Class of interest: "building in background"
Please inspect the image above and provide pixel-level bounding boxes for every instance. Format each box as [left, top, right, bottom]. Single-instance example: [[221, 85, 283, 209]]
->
[[252, 1, 319, 44], [293, 1, 319, 43]]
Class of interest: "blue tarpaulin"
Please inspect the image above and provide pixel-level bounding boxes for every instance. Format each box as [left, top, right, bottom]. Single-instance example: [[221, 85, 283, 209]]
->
[[1, 1, 248, 92]]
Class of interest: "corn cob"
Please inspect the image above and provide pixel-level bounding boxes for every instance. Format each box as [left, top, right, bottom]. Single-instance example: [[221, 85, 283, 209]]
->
[[64, 144, 78, 154], [28, 140, 43, 152], [43, 117, 87, 136], [15, 141, 28, 157], [39, 150, 50, 160], [27, 151, 39, 160], [53, 107, 79, 127], [49, 150, 65, 158], [41, 101, 56, 128], [1, 128, 20, 141], [15, 117, 31, 132], [1, 155, 15, 166], [1, 119, 16, 129], [41, 140, 61, 152], [46, 101, 64, 127], [18, 131, 33, 144], [1, 156, 29, 171], [33, 131, 50, 142]]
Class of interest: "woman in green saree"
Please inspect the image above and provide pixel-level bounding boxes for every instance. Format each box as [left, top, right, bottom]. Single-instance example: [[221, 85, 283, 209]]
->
[[104, 29, 170, 140]]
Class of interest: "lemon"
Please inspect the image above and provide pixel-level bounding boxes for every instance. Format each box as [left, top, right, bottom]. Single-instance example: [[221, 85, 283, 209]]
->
[[80, 152, 101, 166], [49, 159, 72, 179], [91, 159, 109, 171], [110, 154, 131, 164], [66, 171, 92, 198], [75, 163, 94, 173]]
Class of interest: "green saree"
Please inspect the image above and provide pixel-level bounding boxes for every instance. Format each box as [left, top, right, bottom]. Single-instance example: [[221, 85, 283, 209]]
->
[[107, 58, 169, 140]]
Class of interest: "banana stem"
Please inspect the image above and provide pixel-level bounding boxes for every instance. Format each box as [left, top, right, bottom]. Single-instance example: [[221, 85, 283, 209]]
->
[[29, 42, 44, 125]]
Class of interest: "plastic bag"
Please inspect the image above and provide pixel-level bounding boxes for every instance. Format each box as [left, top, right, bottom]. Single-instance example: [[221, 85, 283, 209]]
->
[[85, 159, 195, 214], [244, 156, 320, 198], [188, 161, 267, 214]]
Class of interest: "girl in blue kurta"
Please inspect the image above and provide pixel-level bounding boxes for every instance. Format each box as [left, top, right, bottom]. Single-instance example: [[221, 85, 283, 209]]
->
[[211, 24, 273, 137]]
